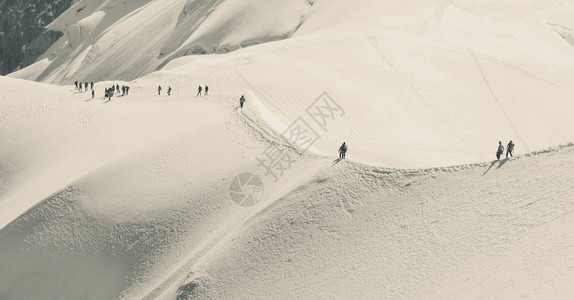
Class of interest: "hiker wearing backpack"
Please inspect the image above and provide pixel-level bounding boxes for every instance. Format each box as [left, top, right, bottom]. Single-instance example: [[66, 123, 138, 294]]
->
[[507, 140, 515, 158], [339, 142, 348, 159]]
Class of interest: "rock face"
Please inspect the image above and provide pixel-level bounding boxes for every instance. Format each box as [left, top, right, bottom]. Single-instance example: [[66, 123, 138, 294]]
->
[[0, 0, 73, 75]]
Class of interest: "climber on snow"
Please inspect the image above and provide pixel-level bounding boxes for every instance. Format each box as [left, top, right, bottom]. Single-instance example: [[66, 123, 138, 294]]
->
[[339, 142, 347, 159], [496, 141, 504, 160], [507, 140, 515, 158]]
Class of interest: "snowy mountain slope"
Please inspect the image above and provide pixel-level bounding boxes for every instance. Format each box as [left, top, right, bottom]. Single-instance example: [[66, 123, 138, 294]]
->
[[1, 71, 574, 299], [0, 75, 211, 229], [157, 3, 574, 168], [7, 0, 315, 84], [1, 72, 573, 299], [8, 0, 574, 86], [0, 75, 323, 299], [2, 0, 574, 299], [7, 0, 574, 168], [167, 144, 574, 300]]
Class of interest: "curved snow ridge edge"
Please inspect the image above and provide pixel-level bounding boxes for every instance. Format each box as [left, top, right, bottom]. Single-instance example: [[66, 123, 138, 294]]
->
[[342, 142, 574, 176]]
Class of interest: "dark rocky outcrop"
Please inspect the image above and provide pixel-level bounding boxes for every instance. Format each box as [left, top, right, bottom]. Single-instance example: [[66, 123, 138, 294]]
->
[[0, 0, 73, 75]]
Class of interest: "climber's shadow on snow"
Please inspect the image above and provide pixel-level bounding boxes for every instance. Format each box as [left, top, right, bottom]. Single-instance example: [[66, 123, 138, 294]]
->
[[482, 158, 510, 176], [496, 158, 510, 169], [332, 158, 342, 165]]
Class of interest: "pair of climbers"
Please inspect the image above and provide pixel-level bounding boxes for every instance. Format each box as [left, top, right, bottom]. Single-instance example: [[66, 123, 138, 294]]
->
[[158, 85, 172, 96], [496, 140, 515, 160], [121, 85, 130, 96], [197, 85, 209, 96], [158, 85, 206, 96]]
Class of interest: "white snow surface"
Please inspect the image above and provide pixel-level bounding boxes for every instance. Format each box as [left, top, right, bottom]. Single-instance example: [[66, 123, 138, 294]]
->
[[2, 0, 574, 299]]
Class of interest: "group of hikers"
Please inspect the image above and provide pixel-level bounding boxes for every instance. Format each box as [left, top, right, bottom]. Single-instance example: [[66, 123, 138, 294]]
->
[[74, 80, 131, 101], [76, 80, 522, 163], [156, 84, 247, 109], [105, 84, 130, 101], [496, 140, 515, 160], [74, 80, 94, 92], [157, 85, 210, 96], [76, 80, 523, 163], [75, 80, 95, 98]]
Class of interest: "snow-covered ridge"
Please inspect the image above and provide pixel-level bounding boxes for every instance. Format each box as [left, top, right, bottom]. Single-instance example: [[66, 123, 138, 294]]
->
[[0, 71, 573, 299], [174, 143, 574, 299], [1, 106, 573, 298]]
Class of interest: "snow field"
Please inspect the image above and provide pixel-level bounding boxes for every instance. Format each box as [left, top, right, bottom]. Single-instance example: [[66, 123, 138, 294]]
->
[[2, 0, 574, 299]]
